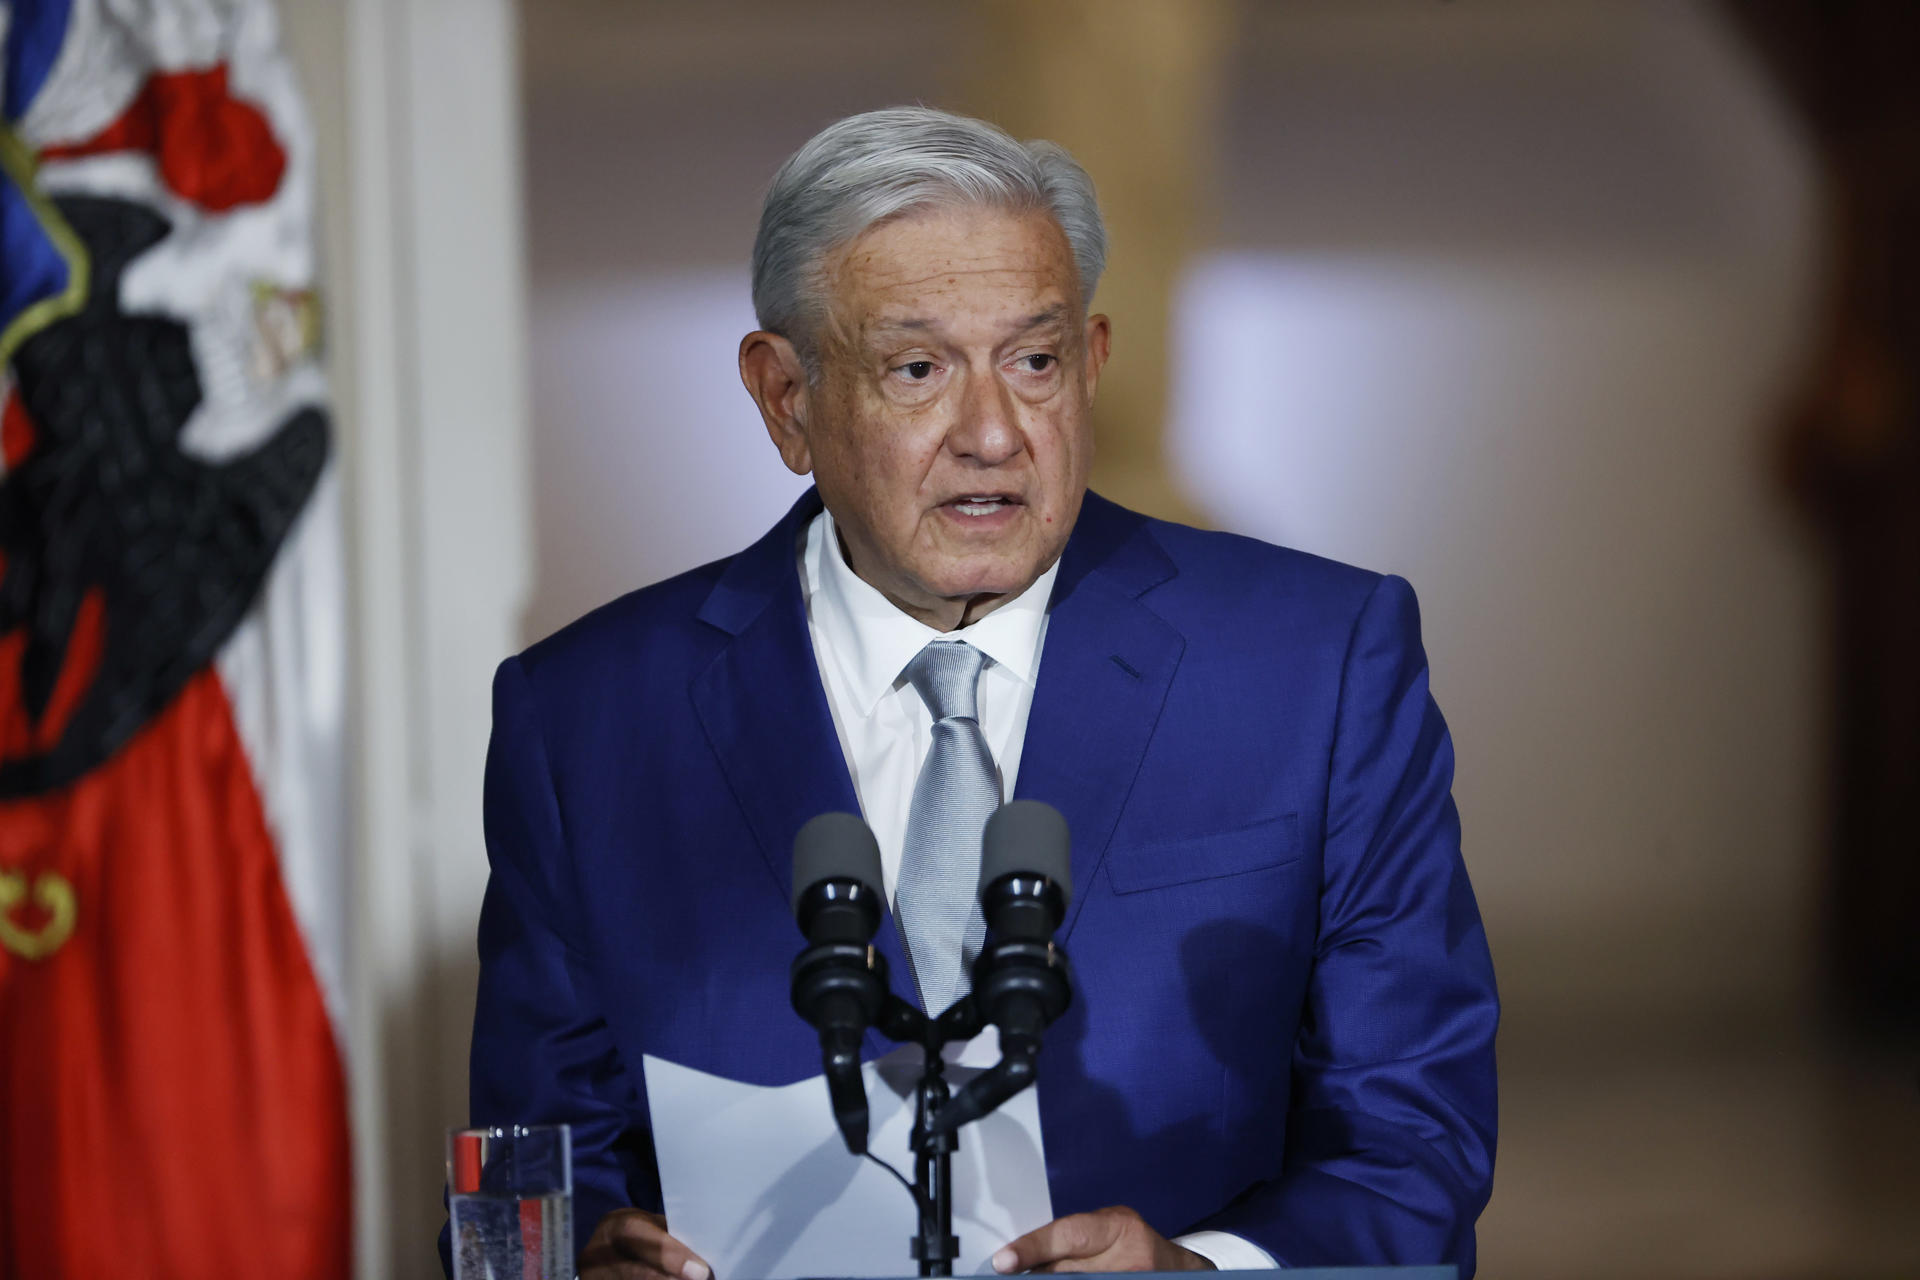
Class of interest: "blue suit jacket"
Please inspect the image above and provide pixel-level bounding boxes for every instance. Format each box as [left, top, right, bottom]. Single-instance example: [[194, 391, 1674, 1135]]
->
[[465, 489, 1498, 1274]]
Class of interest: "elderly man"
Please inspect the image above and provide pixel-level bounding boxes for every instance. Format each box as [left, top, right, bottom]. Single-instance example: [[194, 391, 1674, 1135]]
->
[[461, 107, 1497, 1279]]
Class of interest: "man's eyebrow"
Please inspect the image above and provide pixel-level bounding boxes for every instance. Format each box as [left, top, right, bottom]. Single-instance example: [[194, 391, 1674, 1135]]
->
[[1016, 306, 1068, 332], [865, 317, 935, 338]]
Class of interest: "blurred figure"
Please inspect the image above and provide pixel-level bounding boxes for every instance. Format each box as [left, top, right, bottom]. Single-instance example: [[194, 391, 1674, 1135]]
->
[[1733, 0, 1920, 1036]]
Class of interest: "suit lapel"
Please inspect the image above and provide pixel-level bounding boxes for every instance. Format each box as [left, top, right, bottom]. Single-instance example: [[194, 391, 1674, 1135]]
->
[[690, 490, 1182, 1006], [1016, 494, 1184, 942], [689, 489, 920, 1021]]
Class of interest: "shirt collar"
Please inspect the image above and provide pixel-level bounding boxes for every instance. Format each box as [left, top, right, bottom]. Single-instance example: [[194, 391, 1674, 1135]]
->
[[805, 507, 1059, 717]]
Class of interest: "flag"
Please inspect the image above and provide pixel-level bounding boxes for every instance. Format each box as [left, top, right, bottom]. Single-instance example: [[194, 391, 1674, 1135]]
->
[[0, 0, 350, 1274]]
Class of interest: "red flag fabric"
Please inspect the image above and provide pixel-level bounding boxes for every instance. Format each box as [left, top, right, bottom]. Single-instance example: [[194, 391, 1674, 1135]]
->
[[0, 671, 350, 1277], [39, 64, 288, 211]]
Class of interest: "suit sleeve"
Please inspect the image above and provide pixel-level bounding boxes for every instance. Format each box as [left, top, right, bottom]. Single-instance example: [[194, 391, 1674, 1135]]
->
[[442, 655, 658, 1273], [1188, 574, 1499, 1275]]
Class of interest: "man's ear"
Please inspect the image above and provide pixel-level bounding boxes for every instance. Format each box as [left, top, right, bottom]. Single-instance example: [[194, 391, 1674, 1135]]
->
[[1082, 313, 1112, 406], [739, 331, 814, 475]]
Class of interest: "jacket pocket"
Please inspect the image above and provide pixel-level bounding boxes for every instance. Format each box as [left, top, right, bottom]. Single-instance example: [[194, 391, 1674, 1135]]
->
[[1105, 813, 1301, 895]]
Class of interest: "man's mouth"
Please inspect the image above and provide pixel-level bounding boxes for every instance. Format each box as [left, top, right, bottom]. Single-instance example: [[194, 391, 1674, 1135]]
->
[[948, 495, 1019, 517]]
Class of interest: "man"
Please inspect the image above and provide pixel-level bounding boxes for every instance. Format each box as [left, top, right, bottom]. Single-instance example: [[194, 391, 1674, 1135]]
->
[[461, 107, 1497, 1279]]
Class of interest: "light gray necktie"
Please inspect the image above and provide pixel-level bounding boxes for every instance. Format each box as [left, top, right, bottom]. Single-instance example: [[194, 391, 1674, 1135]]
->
[[895, 640, 997, 1016]]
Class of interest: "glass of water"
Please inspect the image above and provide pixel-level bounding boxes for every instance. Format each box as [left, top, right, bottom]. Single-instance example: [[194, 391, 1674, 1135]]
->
[[448, 1124, 574, 1280]]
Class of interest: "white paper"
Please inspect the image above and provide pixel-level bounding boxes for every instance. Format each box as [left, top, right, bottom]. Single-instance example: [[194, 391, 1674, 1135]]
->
[[642, 1028, 1052, 1279]]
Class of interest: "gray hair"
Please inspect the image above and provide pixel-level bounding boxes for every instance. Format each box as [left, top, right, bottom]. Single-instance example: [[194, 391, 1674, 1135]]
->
[[751, 106, 1107, 367]]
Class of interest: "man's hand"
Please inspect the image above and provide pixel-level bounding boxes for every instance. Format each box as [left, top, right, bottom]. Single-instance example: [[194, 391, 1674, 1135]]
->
[[991, 1206, 1216, 1274], [577, 1208, 713, 1280]]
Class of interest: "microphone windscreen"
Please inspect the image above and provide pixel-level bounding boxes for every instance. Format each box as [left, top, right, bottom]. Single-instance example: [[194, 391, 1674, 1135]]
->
[[791, 812, 884, 918], [980, 800, 1072, 906]]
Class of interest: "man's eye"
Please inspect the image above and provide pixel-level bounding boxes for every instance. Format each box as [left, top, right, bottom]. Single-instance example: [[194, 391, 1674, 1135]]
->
[[1019, 354, 1056, 373], [898, 361, 936, 380]]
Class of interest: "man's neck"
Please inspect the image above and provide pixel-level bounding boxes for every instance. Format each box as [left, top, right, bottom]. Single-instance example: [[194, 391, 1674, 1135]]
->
[[831, 526, 1023, 633]]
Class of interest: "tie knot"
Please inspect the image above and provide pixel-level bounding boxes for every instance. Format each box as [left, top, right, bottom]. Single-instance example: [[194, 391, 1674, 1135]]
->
[[904, 640, 988, 724]]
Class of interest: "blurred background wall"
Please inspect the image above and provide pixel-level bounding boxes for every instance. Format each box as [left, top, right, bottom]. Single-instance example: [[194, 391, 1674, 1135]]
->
[[287, 1, 1919, 1276]]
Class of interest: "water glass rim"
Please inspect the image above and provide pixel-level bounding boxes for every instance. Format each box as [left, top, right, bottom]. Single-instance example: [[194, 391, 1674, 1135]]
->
[[448, 1123, 571, 1140], [447, 1122, 572, 1197]]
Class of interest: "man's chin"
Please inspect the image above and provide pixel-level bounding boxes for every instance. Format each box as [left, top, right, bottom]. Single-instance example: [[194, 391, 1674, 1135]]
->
[[927, 564, 1043, 609]]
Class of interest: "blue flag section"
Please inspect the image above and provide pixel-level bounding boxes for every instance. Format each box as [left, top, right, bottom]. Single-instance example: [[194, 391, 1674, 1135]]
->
[[1, 0, 83, 369]]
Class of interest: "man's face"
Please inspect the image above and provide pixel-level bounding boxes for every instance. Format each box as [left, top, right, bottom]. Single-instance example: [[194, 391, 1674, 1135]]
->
[[755, 206, 1109, 630]]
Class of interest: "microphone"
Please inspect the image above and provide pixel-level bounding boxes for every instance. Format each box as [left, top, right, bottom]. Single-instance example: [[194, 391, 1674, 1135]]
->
[[973, 800, 1073, 1040], [789, 812, 889, 1155], [928, 800, 1074, 1136]]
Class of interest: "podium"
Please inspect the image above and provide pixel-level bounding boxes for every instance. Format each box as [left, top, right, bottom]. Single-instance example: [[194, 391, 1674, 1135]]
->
[[801, 1272, 1456, 1279]]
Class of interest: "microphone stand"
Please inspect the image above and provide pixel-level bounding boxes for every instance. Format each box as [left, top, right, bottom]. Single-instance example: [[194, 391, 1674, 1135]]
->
[[875, 994, 983, 1278], [795, 861, 1071, 1276]]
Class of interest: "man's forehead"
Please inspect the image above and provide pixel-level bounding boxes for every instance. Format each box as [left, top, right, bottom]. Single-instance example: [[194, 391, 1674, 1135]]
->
[[836, 206, 1074, 280], [860, 303, 1070, 343]]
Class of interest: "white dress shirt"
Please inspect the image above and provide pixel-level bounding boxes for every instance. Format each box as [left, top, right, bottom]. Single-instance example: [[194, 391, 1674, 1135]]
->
[[801, 507, 1056, 902], [798, 508, 1276, 1272]]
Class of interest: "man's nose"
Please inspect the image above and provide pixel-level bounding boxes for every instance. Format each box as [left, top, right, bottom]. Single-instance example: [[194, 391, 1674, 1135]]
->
[[946, 369, 1024, 466]]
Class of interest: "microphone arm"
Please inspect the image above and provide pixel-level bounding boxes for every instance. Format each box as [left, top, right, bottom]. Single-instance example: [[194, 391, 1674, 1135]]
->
[[921, 1037, 1036, 1137], [925, 936, 1068, 1137], [791, 941, 887, 1155], [821, 1023, 869, 1150]]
